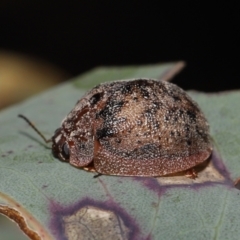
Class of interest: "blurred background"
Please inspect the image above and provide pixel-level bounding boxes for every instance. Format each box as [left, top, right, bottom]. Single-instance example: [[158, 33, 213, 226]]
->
[[0, 1, 239, 238], [0, 1, 239, 110]]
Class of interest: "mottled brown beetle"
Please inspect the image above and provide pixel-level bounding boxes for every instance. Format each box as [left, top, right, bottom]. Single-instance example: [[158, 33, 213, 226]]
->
[[19, 79, 212, 177]]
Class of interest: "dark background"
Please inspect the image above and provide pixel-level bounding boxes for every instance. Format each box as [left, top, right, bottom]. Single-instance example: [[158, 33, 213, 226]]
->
[[0, 1, 239, 92]]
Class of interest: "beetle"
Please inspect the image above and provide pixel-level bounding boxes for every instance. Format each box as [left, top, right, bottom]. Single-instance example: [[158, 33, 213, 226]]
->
[[19, 78, 212, 177]]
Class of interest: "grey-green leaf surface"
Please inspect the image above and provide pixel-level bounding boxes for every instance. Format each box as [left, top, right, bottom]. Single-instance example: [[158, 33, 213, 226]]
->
[[0, 62, 240, 240]]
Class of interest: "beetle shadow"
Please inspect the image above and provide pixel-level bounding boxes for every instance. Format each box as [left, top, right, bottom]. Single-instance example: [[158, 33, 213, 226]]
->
[[19, 131, 52, 149]]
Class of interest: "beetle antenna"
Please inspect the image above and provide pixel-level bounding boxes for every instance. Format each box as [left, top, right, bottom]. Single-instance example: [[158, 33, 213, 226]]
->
[[18, 114, 52, 143]]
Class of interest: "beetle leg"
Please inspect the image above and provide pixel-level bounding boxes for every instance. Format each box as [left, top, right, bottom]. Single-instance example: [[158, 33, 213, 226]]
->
[[93, 173, 102, 178], [185, 168, 198, 179], [82, 165, 97, 172]]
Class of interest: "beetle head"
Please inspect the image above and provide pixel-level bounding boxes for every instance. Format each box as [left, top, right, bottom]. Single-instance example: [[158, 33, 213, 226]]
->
[[52, 128, 70, 161], [52, 125, 94, 168]]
